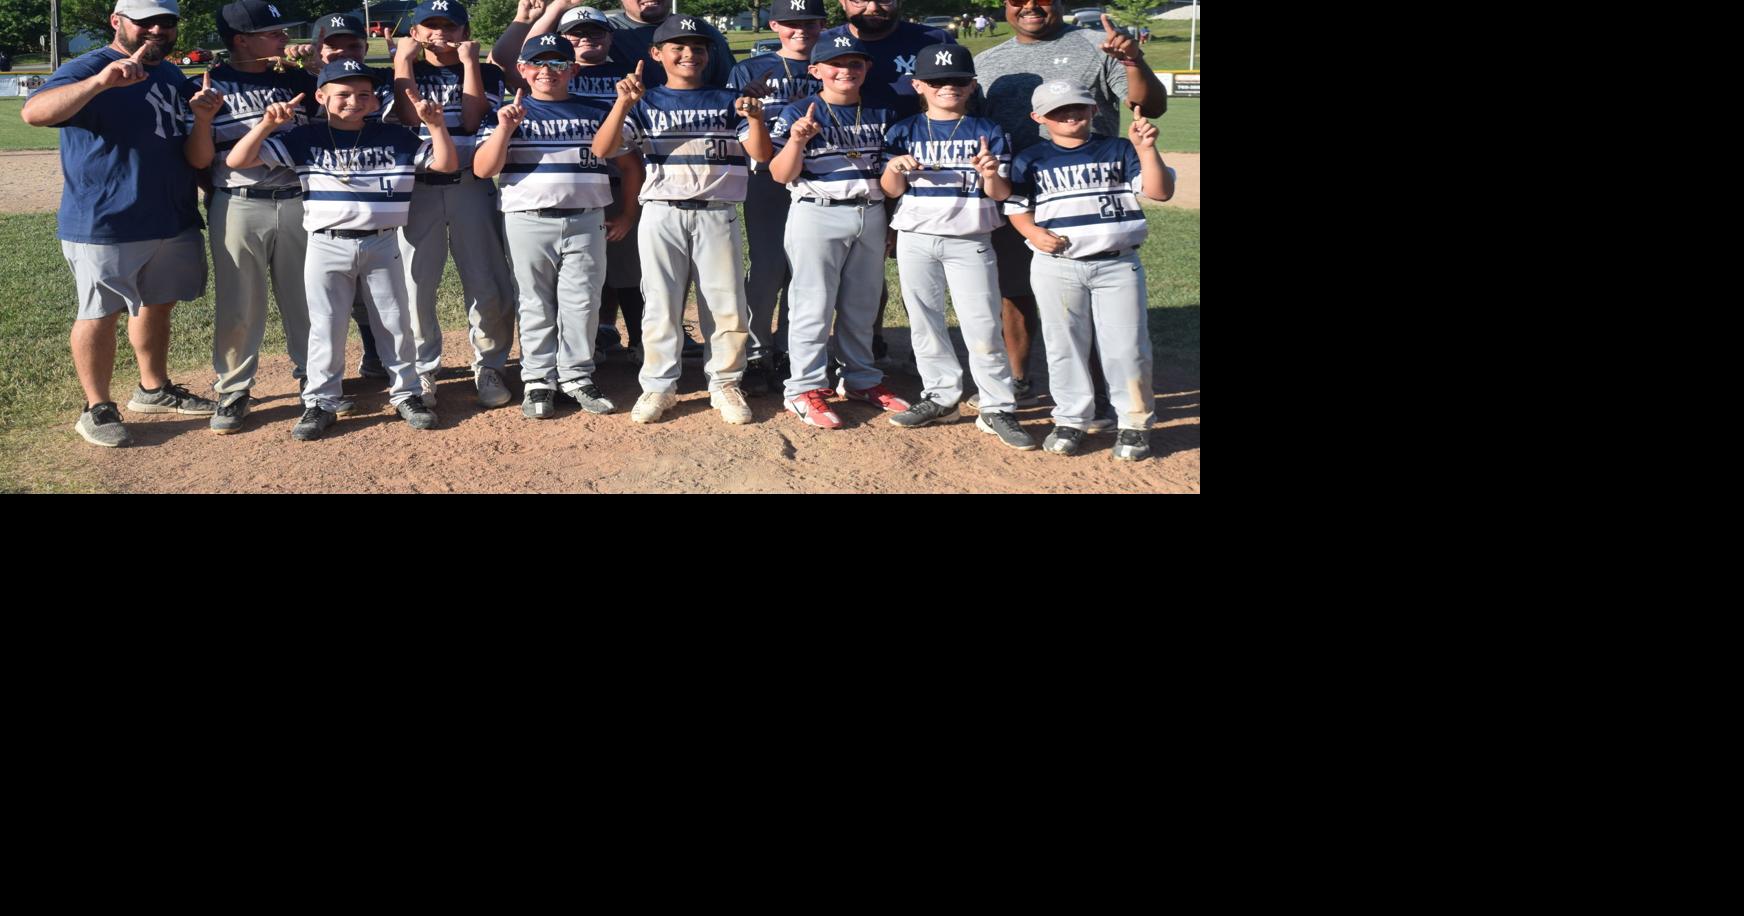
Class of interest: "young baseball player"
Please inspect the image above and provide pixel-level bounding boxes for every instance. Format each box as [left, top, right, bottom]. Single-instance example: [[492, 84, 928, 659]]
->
[[879, 44, 1033, 450], [389, 0, 517, 411], [726, 0, 825, 396], [1004, 80, 1175, 461], [767, 35, 908, 429], [226, 59, 456, 440], [185, 0, 316, 435], [590, 16, 772, 426], [474, 32, 645, 420]]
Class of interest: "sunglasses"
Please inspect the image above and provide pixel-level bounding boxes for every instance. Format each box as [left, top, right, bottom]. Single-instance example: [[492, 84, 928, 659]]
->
[[1004, 0, 1054, 7], [520, 59, 573, 69], [922, 77, 973, 88]]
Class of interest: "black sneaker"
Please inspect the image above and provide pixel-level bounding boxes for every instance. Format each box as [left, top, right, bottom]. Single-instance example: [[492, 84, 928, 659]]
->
[[888, 396, 957, 428], [210, 392, 254, 435], [291, 406, 336, 441], [1012, 376, 1042, 408], [397, 395, 438, 430], [563, 382, 616, 415], [523, 387, 556, 419], [976, 411, 1038, 450], [1113, 429, 1151, 462], [127, 381, 217, 415], [1042, 425, 1086, 455], [742, 357, 770, 396], [74, 402, 131, 447]]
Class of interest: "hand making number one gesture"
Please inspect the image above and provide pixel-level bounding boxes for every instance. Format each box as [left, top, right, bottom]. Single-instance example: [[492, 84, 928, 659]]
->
[[789, 102, 822, 144], [189, 69, 226, 121], [497, 88, 527, 131], [98, 42, 153, 90], [260, 92, 305, 127], [970, 135, 1000, 182], [615, 61, 646, 106], [1099, 14, 1140, 63]]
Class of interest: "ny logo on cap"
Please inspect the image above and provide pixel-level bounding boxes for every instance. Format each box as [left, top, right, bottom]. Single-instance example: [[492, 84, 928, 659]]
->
[[267, 4, 281, 17], [834, 36, 851, 47], [935, 51, 953, 65], [790, 0, 805, 8], [432, 0, 449, 10], [331, 17, 345, 27], [540, 34, 558, 44], [343, 60, 361, 70], [681, 18, 695, 29]]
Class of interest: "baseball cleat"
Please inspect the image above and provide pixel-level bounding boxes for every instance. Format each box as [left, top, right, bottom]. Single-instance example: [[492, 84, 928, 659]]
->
[[836, 381, 910, 413], [711, 386, 753, 424], [210, 392, 253, 434], [1112, 429, 1151, 462], [630, 390, 678, 424], [522, 387, 557, 420], [291, 406, 337, 441], [787, 388, 842, 429], [1042, 426, 1086, 455], [397, 395, 438, 430]]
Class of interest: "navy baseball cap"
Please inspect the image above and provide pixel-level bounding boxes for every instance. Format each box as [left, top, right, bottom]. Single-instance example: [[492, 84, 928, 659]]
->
[[912, 44, 974, 81], [317, 58, 384, 88], [315, 14, 366, 44], [811, 34, 871, 64], [519, 32, 576, 62], [651, 14, 710, 44], [558, 6, 613, 33], [217, 0, 303, 43], [413, 0, 470, 27], [769, 0, 827, 22]]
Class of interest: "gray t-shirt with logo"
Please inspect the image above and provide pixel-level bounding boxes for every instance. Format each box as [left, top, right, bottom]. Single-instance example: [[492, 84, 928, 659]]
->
[[972, 26, 1130, 153]]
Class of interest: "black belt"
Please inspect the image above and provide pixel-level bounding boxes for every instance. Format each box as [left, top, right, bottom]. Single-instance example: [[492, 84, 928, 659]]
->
[[653, 199, 721, 210], [416, 172, 464, 185], [1075, 247, 1139, 261], [221, 186, 302, 199], [316, 227, 391, 239], [526, 207, 594, 218], [798, 196, 872, 207]]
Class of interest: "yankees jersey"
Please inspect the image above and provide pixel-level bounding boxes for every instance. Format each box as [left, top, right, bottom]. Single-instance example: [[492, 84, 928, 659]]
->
[[1005, 136, 1147, 258], [726, 53, 821, 134], [622, 86, 754, 202], [41, 48, 200, 244], [477, 96, 627, 212], [817, 22, 955, 121], [568, 59, 633, 108], [311, 65, 394, 125], [193, 64, 318, 189], [383, 60, 507, 168], [258, 122, 435, 232], [769, 94, 894, 202], [884, 115, 1010, 236]]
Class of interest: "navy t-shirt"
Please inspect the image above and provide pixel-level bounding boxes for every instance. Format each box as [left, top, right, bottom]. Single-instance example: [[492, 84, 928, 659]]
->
[[41, 48, 200, 244]]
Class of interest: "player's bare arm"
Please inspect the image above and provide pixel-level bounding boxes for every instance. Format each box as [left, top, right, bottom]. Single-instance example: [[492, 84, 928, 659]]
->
[[391, 36, 425, 125], [590, 61, 643, 158], [457, 40, 489, 134], [183, 69, 225, 168], [472, 88, 526, 178], [604, 152, 644, 242], [767, 101, 819, 184], [226, 92, 304, 169], [1102, 14, 1166, 118], [417, 92, 460, 173], [1127, 115, 1173, 202], [1007, 211, 1069, 255], [21, 43, 152, 126]]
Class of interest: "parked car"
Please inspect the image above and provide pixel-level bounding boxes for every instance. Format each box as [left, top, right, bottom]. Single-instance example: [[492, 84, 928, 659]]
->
[[749, 38, 782, 57], [1065, 7, 1105, 26], [177, 47, 217, 66], [921, 15, 959, 31]]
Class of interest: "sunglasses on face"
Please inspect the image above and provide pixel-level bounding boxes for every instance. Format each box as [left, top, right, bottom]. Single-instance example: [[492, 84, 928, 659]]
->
[[1005, 0, 1054, 7], [846, 0, 898, 7], [925, 77, 973, 88], [520, 59, 572, 69], [126, 15, 179, 29]]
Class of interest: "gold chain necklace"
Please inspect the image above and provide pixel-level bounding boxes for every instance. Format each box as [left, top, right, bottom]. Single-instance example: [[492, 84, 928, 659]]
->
[[327, 121, 365, 181], [821, 99, 864, 159], [925, 115, 969, 190]]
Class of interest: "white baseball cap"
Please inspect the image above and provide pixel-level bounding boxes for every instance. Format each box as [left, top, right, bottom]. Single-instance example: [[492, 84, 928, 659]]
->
[[113, 0, 180, 19], [559, 6, 613, 33]]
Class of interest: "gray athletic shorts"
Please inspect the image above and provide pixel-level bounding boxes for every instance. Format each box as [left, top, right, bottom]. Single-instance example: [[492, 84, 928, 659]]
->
[[992, 222, 1033, 300], [61, 226, 208, 320]]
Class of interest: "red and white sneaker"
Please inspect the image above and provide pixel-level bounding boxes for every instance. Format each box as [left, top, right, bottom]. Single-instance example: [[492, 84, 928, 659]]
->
[[836, 381, 910, 413], [787, 388, 843, 429]]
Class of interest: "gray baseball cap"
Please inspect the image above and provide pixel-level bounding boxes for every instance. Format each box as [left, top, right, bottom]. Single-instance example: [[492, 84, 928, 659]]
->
[[113, 0, 180, 19], [1030, 79, 1096, 116]]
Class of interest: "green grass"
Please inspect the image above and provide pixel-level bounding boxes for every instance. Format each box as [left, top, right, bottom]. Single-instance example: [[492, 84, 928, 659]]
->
[[0, 100, 61, 150]]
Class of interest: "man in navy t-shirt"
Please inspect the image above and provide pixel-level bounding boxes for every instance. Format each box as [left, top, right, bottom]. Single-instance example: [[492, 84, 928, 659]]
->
[[23, 0, 215, 448]]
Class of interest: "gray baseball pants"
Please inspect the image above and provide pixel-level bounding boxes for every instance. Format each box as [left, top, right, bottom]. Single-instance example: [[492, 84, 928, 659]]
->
[[637, 201, 749, 394], [742, 167, 792, 358], [303, 230, 419, 411], [895, 230, 1016, 413], [782, 200, 886, 399], [503, 209, 605, 390], [208, 191, 310, 395], [398, 172, 516, 376], [1029, 250, 1154, 431]]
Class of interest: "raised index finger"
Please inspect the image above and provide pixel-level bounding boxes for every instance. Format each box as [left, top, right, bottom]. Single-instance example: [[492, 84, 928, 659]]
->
[[806, 102, 817, 120], [1101, 14, 1118, 37], [287, 92, 306, 107], [979, 135, 989, 154], [634, 61, 644, 79], [202, 69, 211, 90], [514, 87, 524, 106]]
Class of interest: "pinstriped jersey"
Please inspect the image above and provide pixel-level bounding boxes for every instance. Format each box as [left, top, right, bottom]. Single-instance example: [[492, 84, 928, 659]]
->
[[621, 86, 754, 202], [726, 54, 821, 134], [477, 96, 628, 212], [191, 64, 317, 189], [1005, 136, 1147, 258], [768, 94, 894, 202], [382, 60, 506, 169], [259, 122, 434, 231], [884, 115, 1010, 236], [568, 60, 633, 108]]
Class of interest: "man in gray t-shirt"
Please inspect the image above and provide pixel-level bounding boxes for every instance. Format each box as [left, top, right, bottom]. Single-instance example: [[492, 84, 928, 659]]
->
[[972, 1, 1165, 407]]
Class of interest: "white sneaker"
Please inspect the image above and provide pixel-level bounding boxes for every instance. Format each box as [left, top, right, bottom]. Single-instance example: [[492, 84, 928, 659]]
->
[[630, 390, 677, 424], [711, 386, 753, 424], [419, 370, 439, 406], [475, 366, 511, 408]]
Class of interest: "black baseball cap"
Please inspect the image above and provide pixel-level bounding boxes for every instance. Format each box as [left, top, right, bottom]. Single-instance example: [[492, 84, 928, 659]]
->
[[412, 0, 471, 27], [217, 0, 303, 44], [519, 32, 576, 62], [811, 34, 872, 65], [911, 44, 974, 81], [651, 14, 710, 44], [315, 14, 366, 45], [769, 0, 827, 22], [317, 58, 384, 88]]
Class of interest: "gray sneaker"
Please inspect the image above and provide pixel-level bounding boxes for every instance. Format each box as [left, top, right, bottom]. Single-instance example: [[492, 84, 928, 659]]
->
[[291, 406, 336, 441], [1042, 425, 1086, 455], [523, 387, 557, 420], [977, 411, 1038, 450], [1112, 429, 1151, 462], [127, 381, 216, 415], [563, 381, 617, 415], [889, 396, 958, 428], [475, 366, 512, 408], [210, 392, 253, 435], [74, 402, 131, 447], [397, 395, 439, 430]]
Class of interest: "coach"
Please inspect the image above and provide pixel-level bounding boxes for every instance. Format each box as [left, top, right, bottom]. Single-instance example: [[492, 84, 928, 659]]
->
[[975, 0, 1165, 409], [820, 0, 955, 120], [605, 0, 735, 87], [22, 0, 214, 447]]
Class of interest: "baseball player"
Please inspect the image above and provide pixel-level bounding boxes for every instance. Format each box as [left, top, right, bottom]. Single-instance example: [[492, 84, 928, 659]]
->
[[603, 0, 736, 89], [591, 16, 771, 425], [26, 0, 214, 448], [474, 32, 645, 420], [227, 59, 455, 440], [767, 35, 908, 429], [726, 0, 825, 397], [389, 0, 518, 411], [1004, 80, 1175, 461], [185, 0, 315, 435], [880, 44, 1033, 450]]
